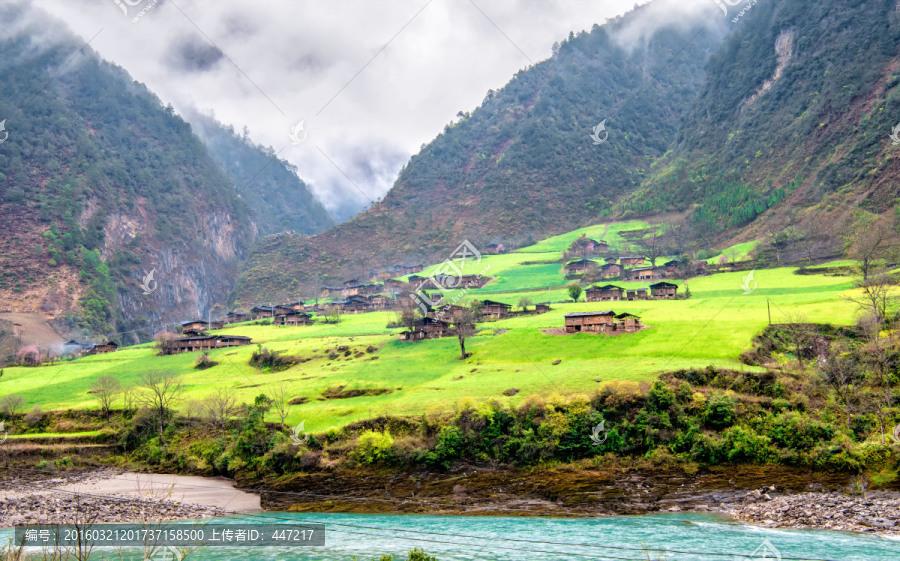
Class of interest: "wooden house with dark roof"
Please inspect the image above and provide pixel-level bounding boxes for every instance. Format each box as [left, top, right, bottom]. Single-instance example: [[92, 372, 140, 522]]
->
[[614, 312, 642, 332], [629, 266, 662, 281], [585, 238, 609, 253], [619, 256, 645, 266], [626, 288, 649, 300], [274, 311, 313, 326], [664, 260, 680, 276], [565, 259, 595, 275], [600, 263, 623, 278], [250, 305, 276, 319], [87, 341, 118, 355], [401, 316, 453, 340], [564, 311, 615, 333], [226, 311, 250, 324], [480, 299, 512, 320], [650, 281, 678, 299], [586, 284, 624, 302]]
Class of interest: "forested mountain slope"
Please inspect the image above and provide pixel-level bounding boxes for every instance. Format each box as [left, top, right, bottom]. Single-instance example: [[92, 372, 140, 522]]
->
[[233, 4, 727, 304], [0, 4, 256, 343]]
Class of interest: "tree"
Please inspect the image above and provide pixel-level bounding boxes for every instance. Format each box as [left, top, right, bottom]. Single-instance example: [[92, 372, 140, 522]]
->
[[567, 283, 583, 302], [844, 273, 894, 330], [201, 387, 238, 438], [450, 307, 478, 360], [269, 384, 291, 429], [135, 371, 182, 440], [326, 305, 342, 324], [91, 375, 121, 418], [819, 343, 866, 428], [640, 227, 665, 267], [845, 214, 900, 281], [0, 394, 25, 417], [517, 297, 533, 313]]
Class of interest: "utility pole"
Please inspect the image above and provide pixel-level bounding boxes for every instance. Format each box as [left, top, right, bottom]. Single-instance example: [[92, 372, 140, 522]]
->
[[767, 298, 772, 326]]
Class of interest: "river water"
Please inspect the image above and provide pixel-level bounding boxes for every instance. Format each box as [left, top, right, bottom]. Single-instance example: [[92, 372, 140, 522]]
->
[[5, 511, 900, 560]]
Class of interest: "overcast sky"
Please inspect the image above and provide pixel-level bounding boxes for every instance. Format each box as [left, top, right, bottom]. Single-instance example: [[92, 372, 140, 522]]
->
[[33, 0, 717, 221]]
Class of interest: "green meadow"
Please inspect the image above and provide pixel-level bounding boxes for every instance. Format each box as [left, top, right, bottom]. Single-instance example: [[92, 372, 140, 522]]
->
[[1, 261, 860, 432]]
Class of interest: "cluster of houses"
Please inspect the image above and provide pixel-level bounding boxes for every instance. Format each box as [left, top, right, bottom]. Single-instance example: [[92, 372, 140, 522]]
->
[[156, 319, 253, 355], [63, 340, 119, 357], [563, 311, 643, 334], [401, 300, 552, 340], [585, 282, 679, 301], [565, 256, 706, 281]]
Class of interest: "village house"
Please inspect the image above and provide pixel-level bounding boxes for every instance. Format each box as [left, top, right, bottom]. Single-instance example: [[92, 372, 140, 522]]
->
[[165, 334, 252, 354], [181, 320, 208, 332], [273, 311, 313, 326], [600, 263, 623, 278], [535, 303, 552, 314], [650, 281, 679, 299], [480, 299, 513, 320], [401, 316, 453, 340], [322, 286, 345, 297], [614, 312, 642, 333], [586, 284, 624, 301], [692, 261, 708, 274], [564, 311, 615, 333], [368, 294, 391, 309], [619, 256, 645, 266], [383, 278, 407, 293], [628, 266, 662, 281], [626, 288, 649, 300], [226, 311, 249, 324], [565, 259, 595, 275], [250, 305, 276, 319], [585, 239, 609, 253], [664, 260, 680, 276], [604, 256, 618, 264], [87, 341, 118, 355]]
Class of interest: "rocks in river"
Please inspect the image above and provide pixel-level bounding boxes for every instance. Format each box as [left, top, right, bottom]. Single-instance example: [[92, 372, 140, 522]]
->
[[721, 492, 900, 535]]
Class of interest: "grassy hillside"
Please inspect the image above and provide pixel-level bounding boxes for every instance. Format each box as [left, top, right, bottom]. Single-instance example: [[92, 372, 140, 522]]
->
[[2, 258, 858, 432]]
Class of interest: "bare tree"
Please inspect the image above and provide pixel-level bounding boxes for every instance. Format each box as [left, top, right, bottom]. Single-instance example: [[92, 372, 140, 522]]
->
[[780, 313, 815, 368], [0, 394, 25, 417], [845, 214, 900, 281], [91, 376, 121, 418], [567, 234, 592, 259], [640, 226, 666, 267], [819, 343, 866, 428], [135, 371, 183, 440], [844, 273, 894, 330], [201, 387, 238, 438], [451, 307, 479, 360], [269, 384, 291, 429]]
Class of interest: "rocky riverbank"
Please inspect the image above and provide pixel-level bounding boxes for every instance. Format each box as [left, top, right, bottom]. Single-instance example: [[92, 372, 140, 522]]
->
[[720, 489, 900, 534], [0, 469, 258, 527]]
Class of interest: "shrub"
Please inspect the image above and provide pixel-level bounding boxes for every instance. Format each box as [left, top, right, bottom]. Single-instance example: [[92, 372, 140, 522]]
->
[[24, 405, 43, 427], [0, 394, 25, 417], [703, 393, 736, 429], [351, 430, 396, 465], [194, 353, 219, 370], [249, 347, 300, 372]]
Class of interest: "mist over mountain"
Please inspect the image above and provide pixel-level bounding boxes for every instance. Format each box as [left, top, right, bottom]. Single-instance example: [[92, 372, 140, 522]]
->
[[233, 3, 728, 303]]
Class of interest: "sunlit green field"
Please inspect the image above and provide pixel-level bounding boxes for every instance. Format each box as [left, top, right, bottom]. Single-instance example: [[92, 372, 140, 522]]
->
[[1, 262, 860, 431]]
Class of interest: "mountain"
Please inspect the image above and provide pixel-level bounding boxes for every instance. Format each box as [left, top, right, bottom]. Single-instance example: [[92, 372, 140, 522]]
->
[[0, 4, 258, 343], [232, 4, 728, 304], [186, 111, 334, 237], [620, 0, 900, 260]]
